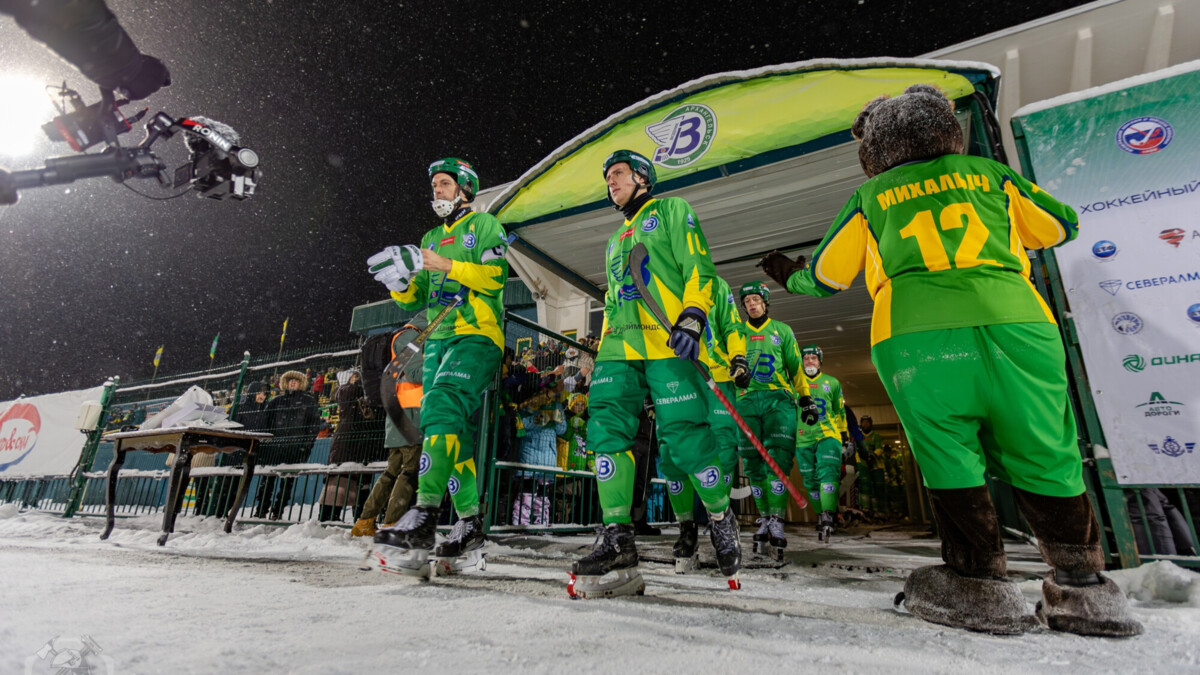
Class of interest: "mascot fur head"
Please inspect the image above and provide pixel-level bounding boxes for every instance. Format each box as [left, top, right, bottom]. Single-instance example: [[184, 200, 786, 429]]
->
[[851, 84, 964, 178]]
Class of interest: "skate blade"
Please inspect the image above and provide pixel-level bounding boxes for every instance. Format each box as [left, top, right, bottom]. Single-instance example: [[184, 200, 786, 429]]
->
[[727, 573, 742, 591], [752, 541, 768, 555], [770, 546, 786, 562], [431, 551, 487, 577], [674, 554, 699, 574], [374, 544, 430, 579], [568, 569, 645, 599]]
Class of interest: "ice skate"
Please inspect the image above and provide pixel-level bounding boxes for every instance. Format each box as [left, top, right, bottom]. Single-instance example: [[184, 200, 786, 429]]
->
[[673, 520, 699, 574], [568, 523, 645, 599], [708, 507, 742, 589], [766, 514, 786, 561], [751, 517, 770, 555], [371, 505, 438, 578], [431, 515, 487, 576], [817, 511, 834, 543]]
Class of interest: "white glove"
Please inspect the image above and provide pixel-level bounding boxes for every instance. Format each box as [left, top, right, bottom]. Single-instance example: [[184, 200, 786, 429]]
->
[[367, 244, 424, 278], [373, 265, 410, 293]]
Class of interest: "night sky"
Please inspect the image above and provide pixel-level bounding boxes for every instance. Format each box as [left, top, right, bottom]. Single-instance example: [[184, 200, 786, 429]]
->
[[0, 0, 1093, 400]]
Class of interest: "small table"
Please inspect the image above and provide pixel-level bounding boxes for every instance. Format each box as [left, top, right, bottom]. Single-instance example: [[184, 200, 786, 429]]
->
[[99, 427, 272, 545]]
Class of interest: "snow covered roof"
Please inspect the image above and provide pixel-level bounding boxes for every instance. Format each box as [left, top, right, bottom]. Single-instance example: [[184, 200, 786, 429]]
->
[[1014, 58, 1200, 118]]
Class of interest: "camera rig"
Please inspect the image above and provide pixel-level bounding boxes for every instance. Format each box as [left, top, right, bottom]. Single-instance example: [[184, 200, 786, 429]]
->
[[0, 86, 261, 205]]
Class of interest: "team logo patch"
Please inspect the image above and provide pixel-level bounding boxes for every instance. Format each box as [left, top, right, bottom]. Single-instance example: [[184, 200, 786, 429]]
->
[[695, 466, 720, 489], [448, 476, 460, 495], [1111, 312, 1143, 335], [1092, 240, 1117, 261], [686, 213, 696, 228], [1160, 228, 1186, 248], [1099, 279, 1123, 296], [1148, 436, 1196, 457], [645, 103, 717, 168], [596, 455, 616, 482], [821, 483, 837, 493], [668, 480, 684, 495], [1123, 354, 1146, 373], [751, 485, 763, 499], [770, 480, 785, 495], [770, 334, 782, 346], [640, 215, 659, 232], [1116, 116, 1173, 155], [666, 381, 679, 394], [462, 232, 477, 249], [418, 452, 432, 476]]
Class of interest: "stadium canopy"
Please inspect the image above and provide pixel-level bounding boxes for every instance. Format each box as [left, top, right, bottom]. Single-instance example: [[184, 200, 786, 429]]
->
[[487, 58, 1002, 407]]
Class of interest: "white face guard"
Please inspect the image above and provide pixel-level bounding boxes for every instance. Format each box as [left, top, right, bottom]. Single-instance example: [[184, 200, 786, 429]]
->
[[431, 194, 462, 218], [804, 365, 820, 377]]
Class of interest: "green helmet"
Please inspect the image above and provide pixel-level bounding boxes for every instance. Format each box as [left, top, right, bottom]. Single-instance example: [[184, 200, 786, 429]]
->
[[801, 344, 824, 362], [739, 281, 770, 305], [428, 157, 479, 200], [602, 149, 656, 191]]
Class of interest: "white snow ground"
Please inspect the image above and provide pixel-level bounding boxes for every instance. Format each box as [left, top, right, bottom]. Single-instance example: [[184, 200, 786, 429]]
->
[[1, 504, 1197, 674]]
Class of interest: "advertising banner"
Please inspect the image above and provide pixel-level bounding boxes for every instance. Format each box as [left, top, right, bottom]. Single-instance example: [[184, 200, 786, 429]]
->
[[1013, 61, 1200, 484], [0, 386, 104, 477]]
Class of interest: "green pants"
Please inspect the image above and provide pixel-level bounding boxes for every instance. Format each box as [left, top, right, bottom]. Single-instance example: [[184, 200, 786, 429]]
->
[[796, 437, 843, 513], [588, 359, 731, 524], [735, 389, 796, 517], [872, 323, 1084, 497], [415, 335, 501, 515], [658, 379, 739, 521]]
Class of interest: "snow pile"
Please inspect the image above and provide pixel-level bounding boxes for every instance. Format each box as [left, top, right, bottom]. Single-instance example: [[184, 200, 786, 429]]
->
[[1112, 560, 1200, 607]]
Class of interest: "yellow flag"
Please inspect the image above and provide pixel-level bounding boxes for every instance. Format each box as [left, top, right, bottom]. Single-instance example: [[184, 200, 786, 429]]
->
[[153, 346, 164, 368], [280, 317, 289, 345]]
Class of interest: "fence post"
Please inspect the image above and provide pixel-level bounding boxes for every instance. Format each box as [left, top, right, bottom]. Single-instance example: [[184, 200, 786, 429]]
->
[[227, 351, 252, 419], [63, 377, 119, 518]]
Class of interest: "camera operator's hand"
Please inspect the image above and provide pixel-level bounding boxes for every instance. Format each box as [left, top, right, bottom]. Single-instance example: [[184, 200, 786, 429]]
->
[[110, 54, 171, 100]]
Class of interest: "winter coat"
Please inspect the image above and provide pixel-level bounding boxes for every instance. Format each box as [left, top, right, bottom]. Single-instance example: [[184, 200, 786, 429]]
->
[[312, 373, 325, 395], [328, 380, 367, 464], [518, 404, 566, 479], [262, 371, 321, 464]]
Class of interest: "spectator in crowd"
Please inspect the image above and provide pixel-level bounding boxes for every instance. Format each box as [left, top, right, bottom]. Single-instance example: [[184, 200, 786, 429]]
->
[[323, 367, 336, 398], [352, 315, 428, 536], [512, 393, 566, 526], [320, 370, 372, 522], [561, 393, 592, 472], [254, 370, 321, 520], [1127, 488, 1197, 557], [312, 370, 326, 399], [203, 381, 272, 516]]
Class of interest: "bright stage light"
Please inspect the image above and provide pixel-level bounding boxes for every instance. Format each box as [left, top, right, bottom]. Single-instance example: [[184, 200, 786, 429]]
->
[[0, 76, 53, 157]]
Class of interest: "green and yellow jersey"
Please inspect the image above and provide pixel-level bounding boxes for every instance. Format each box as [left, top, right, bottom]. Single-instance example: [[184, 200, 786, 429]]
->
[[390, 210, 509, 349], [703, 276, 747, 384], [796, 371, 846, 444], [736, 318, 810, 397], [786, 154, 1078, 346], [597, 197, 716, 362]]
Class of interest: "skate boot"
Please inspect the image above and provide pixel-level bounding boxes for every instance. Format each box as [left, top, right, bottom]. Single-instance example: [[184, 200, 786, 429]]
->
[[431, 515, 487, 576], [1036, 570, 1143, 637], [817, 511, 834, 543], [371, 505, 438, 578], [766, 515, 787, 561], [673, 520, 699, 574], [350, 517, 376, 538], [568, 523, 644, 599], [752, 517, 770, 555], [708, 507, 742, 589]]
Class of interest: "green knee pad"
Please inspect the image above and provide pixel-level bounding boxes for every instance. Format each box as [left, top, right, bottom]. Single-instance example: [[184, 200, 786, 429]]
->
[[595, 451, 635, 525], [416, 433, 463, 508]]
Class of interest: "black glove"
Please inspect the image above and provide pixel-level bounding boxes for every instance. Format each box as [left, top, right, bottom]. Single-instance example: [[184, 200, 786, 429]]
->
[[798, 395, 819, 426], [759, 250, 807, 289], [729, 354, 751, 388], [667, 306, 707, 361], [109, 54, 171, 100]]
